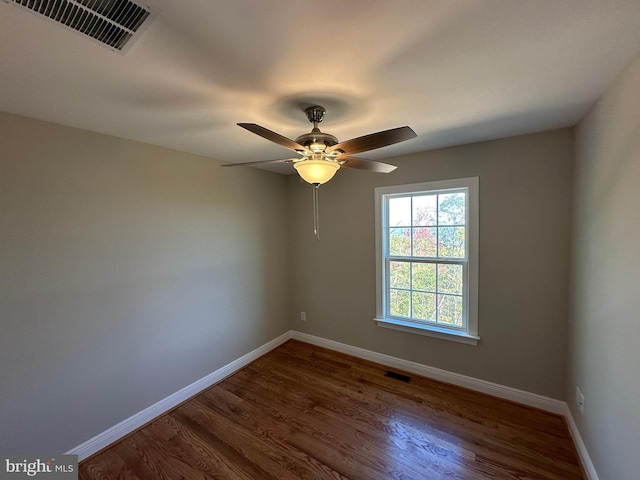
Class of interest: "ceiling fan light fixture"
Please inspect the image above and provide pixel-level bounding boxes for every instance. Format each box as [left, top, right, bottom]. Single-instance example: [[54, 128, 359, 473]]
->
[[294, 159, 340, 185], [309, 141, 327, 153]]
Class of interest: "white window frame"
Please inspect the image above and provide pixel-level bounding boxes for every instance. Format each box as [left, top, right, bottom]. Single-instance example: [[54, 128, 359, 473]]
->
[[374, 177, 479, 345]]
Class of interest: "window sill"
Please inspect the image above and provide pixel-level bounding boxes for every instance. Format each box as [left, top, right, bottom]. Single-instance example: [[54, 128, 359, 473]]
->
[[373, 317, 480, 345]]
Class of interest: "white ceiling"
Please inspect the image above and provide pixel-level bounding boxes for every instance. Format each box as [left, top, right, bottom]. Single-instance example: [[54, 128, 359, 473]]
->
[[2, 0, 640, 174]]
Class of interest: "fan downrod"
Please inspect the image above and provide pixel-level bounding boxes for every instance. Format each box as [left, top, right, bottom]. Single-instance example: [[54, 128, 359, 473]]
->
[[304, 105, 326, 125], [295, 105, 338, 149]]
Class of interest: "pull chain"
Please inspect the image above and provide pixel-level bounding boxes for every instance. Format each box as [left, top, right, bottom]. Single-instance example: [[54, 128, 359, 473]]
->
[[312, 183, 320, 241]]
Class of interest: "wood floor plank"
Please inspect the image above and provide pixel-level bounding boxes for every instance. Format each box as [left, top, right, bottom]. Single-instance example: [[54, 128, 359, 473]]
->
[[78, 446, 142, 480], [223, 364, 487, 479], [218, 378, 414, 478], [144, 414, 257, 480], [239, 351, 560, 479], [80, 339, 585, 479], [199, 386, 350, 480], [264, 342, 582, 479]]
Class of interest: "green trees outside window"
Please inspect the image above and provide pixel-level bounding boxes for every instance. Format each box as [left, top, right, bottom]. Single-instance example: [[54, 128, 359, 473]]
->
[[387, 191, 466, 327]]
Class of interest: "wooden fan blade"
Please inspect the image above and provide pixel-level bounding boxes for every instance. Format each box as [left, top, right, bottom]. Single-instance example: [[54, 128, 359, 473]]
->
[[338, 156, 397, 173], [327, 126, 416, 156], [238, 123, 307, 153], [221, 158, 296, 167]]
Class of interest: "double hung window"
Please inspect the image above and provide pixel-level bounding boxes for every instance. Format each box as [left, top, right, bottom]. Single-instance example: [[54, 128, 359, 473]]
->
[[374, 177, 479, 344]]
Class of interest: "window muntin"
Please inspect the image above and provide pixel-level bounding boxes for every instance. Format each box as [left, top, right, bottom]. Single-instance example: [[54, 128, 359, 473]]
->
[[375, 178, 479, 343]]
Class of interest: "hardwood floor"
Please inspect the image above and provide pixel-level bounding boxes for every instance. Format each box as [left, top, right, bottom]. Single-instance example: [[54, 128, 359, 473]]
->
[[79, 340, 585, 479]]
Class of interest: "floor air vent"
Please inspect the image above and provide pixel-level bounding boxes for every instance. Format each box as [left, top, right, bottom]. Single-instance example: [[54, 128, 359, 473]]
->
[[5, 0, 155, 52], [385, 371, 411, 383]]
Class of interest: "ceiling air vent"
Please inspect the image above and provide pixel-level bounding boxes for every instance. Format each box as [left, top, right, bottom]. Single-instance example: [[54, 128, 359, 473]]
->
[[4, 0, 156, 53]]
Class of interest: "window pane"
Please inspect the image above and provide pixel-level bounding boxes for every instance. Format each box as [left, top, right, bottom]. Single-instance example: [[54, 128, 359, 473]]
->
[[438, 294, 463, 326], [412, 263, 436, 292], [389, 261, 410, 289], [413, 194, 437, 226], [438, 193, 465, 226], [438, 264, 463, 295], [412, 292, 436, 321], [389, 197, 411, 226], [389, 228, 411, 256], [390, 289, 410, 317], [438, 227, 465, 258], [413, 227, 437, 257]]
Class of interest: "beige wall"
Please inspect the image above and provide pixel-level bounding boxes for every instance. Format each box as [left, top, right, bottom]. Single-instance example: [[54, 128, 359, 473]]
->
[[288, 129, 574, 399], [569, 52, 640, 480], [0, 111, 290, 453]]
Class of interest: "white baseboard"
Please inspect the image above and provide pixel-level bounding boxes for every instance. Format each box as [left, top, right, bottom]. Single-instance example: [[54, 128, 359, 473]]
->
[[66, 331, 292, 461], [291, 331, 566, 414], [68, 329, 598, 480], [563, 404, 599, 480]]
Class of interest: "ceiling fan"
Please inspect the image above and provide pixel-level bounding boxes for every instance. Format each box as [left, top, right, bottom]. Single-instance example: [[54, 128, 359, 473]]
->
[[222, 105, 417, 239], [223, 105, 416, 184]]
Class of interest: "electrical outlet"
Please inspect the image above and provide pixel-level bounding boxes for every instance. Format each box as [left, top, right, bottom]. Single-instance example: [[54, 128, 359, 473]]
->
[[576, 387, 585, 413], [300, 311, 306, 321]]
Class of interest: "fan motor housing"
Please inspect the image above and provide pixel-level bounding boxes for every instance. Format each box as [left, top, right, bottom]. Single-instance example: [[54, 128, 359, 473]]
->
[[295, 128, 339, 150]]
